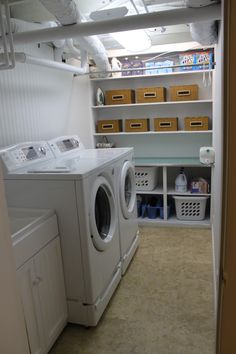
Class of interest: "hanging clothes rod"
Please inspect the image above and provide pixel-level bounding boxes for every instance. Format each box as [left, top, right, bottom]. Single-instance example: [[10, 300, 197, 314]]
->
[[88, 63, 215, 77], [3, 5, 221, 46], [0, 52, 87, 74]]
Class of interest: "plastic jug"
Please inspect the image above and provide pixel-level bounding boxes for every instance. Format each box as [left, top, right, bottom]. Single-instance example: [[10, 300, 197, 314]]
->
[[175, 168, 187, 193]]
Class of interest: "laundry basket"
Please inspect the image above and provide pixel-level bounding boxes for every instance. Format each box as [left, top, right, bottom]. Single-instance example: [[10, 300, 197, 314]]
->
[[135, 167, 159, 191], [173, 196, 209, 221]]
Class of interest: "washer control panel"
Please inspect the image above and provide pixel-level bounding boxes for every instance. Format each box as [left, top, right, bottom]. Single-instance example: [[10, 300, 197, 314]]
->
[[0, 141, 54, 172], [48, 136, 85, 157]]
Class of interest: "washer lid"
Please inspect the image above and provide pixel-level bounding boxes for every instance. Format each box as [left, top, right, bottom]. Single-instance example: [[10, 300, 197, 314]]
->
[[90, 176, 116, 251], [120, 161, 136, 219]]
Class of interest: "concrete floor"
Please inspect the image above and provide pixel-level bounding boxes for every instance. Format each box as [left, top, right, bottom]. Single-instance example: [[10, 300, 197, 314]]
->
[[50, 227, 215, 354]]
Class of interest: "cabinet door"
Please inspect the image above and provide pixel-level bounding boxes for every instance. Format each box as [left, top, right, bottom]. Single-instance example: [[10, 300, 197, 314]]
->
[[34, 237, 67, 351], [17, 259, 45, 354]]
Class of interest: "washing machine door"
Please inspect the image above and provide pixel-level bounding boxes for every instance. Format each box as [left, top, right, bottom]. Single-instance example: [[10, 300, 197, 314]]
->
[[90, 176, 116, 251], [120, 161, 136, 219]]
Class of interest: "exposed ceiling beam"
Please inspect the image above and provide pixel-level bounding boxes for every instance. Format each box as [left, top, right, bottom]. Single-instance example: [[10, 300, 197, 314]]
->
[[7, 4, 221, 46]]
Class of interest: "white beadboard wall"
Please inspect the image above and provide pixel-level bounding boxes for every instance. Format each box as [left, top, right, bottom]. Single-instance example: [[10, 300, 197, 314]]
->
[[0, 33, 93, 148]]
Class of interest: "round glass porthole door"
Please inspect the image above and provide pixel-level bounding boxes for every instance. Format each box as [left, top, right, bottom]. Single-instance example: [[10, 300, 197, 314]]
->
[[120, 161, 136, 219], [90, 176, 116, 251]]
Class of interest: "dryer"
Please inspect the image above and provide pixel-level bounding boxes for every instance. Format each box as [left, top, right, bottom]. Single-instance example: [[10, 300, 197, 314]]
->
[[0, 136, 133, 326], [117, 152, 139, 274]]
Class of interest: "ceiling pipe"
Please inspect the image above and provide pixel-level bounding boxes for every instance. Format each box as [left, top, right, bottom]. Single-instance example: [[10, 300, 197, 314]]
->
[[10, 52, 87, 75], [39, 0, 111, 77], [5, 4, 221, 47]]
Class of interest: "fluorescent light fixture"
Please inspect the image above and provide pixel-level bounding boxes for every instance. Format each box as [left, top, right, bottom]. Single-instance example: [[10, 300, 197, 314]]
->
[[112, 29, 151, 52]]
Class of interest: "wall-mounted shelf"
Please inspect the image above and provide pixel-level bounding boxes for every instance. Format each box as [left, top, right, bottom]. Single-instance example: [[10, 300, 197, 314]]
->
[[91, 68, 213, 228], [94, 130, 213, 136], [90, 69, 214, 82], [92, 100, 213, 109]]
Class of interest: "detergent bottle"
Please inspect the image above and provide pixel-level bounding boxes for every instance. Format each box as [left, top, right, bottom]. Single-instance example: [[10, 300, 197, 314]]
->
[[175, 167, 187, 193]]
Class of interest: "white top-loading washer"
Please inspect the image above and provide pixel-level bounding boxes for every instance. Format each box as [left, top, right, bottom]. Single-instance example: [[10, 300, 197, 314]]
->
[[0, 136, 133, 326]]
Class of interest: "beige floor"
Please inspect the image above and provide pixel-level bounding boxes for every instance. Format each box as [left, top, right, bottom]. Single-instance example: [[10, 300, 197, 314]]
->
[[50, 227, 215, 354]]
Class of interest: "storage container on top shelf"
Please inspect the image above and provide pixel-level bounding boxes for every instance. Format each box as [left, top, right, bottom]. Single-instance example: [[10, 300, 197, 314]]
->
[[169, 84, 199, 101]]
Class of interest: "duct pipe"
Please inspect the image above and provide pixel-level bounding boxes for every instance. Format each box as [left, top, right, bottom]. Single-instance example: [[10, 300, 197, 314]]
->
[[66, 39, 88, 74], [5, 5, 221, 46], [186, 0, 219, 45], [39, 0, 111, 76], [10, 52, 87, 74]]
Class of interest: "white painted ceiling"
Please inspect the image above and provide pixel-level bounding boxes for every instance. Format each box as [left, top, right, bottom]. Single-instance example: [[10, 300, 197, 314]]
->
[[9, 0, 194, 50]]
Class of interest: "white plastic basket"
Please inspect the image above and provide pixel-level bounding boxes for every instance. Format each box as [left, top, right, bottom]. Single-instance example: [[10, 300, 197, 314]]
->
[[173, 196, 209, 221], [135, 167, 159, 191]]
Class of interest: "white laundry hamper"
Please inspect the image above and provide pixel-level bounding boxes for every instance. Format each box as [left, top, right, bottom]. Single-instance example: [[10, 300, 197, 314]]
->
[[135, 167, 159, 191], [173, 195, 209, 221]]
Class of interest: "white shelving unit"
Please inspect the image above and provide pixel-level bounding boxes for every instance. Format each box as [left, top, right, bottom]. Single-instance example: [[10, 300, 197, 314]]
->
[[135, 161, 211, 228], [90, 69, 214, 227]]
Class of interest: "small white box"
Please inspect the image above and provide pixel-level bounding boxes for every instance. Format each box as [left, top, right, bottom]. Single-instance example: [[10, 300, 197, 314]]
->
[[135, 167, 159, 191]]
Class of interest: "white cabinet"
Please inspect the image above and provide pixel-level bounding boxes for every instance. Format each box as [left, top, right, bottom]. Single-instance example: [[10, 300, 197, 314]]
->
[[17, 237, 67, 354]]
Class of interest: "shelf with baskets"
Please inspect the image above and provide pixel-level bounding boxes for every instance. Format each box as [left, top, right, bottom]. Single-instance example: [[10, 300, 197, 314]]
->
[[91, 100, 212, 109], [93, 130, 213, 136], [90, 69, 213, 227], [91, 70, 213, 152], [135, 164, 211, 228]]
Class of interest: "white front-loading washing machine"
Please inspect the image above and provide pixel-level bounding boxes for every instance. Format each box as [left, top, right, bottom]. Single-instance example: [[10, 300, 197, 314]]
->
[[0, 136, 133, 326]]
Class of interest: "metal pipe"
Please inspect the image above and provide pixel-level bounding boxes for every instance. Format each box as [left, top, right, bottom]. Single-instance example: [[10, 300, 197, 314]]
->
[[4, 5, 221, 46]]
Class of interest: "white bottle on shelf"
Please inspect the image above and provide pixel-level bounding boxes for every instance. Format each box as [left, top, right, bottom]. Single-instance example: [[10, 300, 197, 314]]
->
[[175, 167, 187, 193]]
